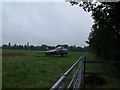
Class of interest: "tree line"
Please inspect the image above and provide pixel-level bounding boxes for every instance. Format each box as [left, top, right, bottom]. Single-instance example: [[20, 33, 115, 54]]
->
[[70, 1, 120, 77], [70, 1, 120, 60], [2, 43, 89, 52]]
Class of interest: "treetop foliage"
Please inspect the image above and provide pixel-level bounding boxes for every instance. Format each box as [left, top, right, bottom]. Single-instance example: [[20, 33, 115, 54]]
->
[[2, 43, 89, 52], [70, 1, 120, 60]]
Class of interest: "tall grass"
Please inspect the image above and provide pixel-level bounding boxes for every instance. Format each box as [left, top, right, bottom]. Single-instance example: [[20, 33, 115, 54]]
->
[[3, 50, 82, 88], [2, 50, 120, 88]]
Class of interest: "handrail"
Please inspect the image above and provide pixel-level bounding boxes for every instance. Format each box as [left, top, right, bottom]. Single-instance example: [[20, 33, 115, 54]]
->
[[64, 57, 82, 76], [51, 75, 66, 89], [50, 56, 85, 90], [67, 61, 83, 89], [51, 56, 120, 90]]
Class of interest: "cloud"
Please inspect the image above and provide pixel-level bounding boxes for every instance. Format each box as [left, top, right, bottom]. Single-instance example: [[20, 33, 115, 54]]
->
[[2, 2, 93, 47]]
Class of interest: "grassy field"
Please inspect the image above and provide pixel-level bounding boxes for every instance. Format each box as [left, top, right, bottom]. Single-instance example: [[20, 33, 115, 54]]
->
[[2, 49, 120, 88]]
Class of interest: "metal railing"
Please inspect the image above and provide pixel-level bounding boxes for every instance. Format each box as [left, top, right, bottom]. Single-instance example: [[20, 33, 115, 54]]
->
[[50, 55, 120, 90], [50, 56, 86, 90]]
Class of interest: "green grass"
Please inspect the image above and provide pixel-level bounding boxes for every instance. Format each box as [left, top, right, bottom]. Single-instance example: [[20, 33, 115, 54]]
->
[[3, 50, 82, 88], [2, 49, 120, 88]]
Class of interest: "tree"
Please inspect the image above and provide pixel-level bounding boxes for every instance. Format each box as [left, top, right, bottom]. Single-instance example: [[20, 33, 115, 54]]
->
[[70, 1, 120, 77], [71, 1, 120, 60], [89, 2, 120, 60], [40, 44, 47, 51]]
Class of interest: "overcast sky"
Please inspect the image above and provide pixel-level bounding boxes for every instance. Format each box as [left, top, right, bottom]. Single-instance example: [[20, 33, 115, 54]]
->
[[2, 2, 93, 47]]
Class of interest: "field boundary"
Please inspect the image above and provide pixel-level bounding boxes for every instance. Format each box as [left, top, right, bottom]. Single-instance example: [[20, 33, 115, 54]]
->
[[50, 56, 86, 89], [50, 56, 120, 89]]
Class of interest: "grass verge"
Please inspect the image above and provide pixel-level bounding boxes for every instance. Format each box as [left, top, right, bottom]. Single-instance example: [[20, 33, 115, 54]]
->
[[2, 49, 120, 88]]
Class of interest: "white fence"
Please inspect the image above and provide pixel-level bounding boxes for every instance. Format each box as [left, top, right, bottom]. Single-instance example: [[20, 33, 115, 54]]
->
[[50, 56, 86, 90]]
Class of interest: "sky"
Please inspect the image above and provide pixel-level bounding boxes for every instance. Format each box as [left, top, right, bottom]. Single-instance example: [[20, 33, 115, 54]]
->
[[2, 2, 93, 47]]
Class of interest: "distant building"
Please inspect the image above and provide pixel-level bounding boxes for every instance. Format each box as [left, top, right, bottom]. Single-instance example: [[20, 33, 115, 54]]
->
[[27, 42, 30, 50], [8, 43, 11, 47]]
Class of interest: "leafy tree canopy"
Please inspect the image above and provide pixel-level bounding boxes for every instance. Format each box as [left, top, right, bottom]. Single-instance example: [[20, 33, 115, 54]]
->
[[70, 1, 120, 60]]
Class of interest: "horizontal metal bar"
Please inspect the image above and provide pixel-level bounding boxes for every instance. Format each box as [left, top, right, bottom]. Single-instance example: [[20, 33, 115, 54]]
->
[[51, 56, 84, 90], [50, 75, 65, 90], [67, 61, 83, 89], [67, 76, 74, 89], [67, 68, 79, 89], [74, 71, 82, 88], [85, 60, 120, 64], [64, 57, 82, 76]]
